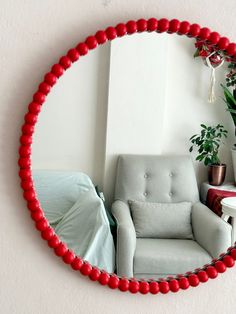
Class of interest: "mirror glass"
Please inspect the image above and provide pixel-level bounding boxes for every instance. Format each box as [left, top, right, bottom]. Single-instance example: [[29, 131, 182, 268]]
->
[[32, 33, 234, 280]]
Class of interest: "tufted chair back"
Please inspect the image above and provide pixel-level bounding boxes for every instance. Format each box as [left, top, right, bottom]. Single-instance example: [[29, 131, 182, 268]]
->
[[114, 155, 199, 204]]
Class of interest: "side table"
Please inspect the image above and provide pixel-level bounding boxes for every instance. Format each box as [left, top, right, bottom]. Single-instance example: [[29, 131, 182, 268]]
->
[[221, 197, 236, 245], [200, 182, 236, 217]]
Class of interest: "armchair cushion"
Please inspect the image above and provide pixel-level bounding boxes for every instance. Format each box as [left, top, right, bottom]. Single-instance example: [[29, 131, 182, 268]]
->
[[134, 238, 212, 279], [129, 200, 194, 239]]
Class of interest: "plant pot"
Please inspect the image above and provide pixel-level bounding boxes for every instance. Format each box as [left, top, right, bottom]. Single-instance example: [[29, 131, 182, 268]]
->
[[208, 164, 226, 186], [232, 148, 236, 185]]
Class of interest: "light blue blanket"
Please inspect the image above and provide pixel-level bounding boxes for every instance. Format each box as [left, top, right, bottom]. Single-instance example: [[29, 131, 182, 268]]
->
[[33, 170, 115, 273]]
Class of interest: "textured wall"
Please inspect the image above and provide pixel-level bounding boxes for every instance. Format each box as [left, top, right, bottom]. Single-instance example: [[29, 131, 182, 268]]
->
[[1, 0, 236, 313]]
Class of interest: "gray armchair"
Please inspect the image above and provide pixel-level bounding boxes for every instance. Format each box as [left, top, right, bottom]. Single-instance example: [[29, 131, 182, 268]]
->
[[111, 155, 232, 279]]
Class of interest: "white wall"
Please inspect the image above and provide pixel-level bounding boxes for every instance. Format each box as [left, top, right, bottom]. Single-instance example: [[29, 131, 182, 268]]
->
[[1, 1, 236, 313], [32, 43, 110, 188]]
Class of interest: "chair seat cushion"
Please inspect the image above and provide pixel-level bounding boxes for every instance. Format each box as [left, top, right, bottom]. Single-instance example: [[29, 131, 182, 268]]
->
[[134, 238, 212, 279], [129, 200, 194, 239]]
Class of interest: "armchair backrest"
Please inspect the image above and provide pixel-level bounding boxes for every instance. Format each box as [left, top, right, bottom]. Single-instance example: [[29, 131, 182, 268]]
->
[[114, 155, 199, 204]]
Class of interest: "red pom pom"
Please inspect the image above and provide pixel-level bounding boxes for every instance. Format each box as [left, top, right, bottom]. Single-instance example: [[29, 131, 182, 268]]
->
[[20, 135, 32, 146], [159, 281, 170, 294], [41, 227, 54, 241], [217, 37, 230, 50], [19, 168, 31, 180], [139, 281, 149, 294], [31, 209, 44, 222], [227, 43, 236, 56], [95, 30, 108, 44], [208, 32, 220, 45], [67, 48, 80, 62], [19, 145, 31, 157], [99, 272, 110, 285], [85, 36, 98, 50], [230, 248, 236, 260], [179, 277, 190, 290], [38, 82, 51, 95], [21, 179, 33, 190], [48, 234, 60, 248], [157, 18, 169, 33], [44, 72, 57, 86], [18, 157, 31, 168], [129, 280, 139, 294], [51, 64, 64, 77], [27, 199, 40, 211], [197, 270, 209, 282], [89, 267, 101, 281], [168, 19, 180, 33], [59, 56, 72, 69], [198, 27, 211, 40], [206, 266, 218, 279], [214, 261, 226, 273], [115, 23, 127, 37], [80, 262, 92, 276], [223, 255, 235, 267], [108, 275, 119, 289], [137, 19, 147, 32], [24, 113, 37, 125], [33, 92, 45, 104], [149, 281, 159, 294], [54, 242, 68, 256], [76, 43, 89, 56], [126, 20, 137, 34], [71, 257, 83, 270], [188, 274, 199, 287], [23, 189, 36, 201], [22, 124, 34, 135], [169, 279, 179, 293], [28, 102, 41, 115], [106, 27, 117, 40], [63, 250, 75, 264], [36, 218, 49, 231], [147, 18, 158, 32], [178, 21, 190, 35], [119, 278, 129, 292], [188, 24, 200, 37]]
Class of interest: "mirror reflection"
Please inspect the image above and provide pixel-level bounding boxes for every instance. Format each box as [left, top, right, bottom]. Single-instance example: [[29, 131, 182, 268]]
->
[[32, 33, 234, 280]]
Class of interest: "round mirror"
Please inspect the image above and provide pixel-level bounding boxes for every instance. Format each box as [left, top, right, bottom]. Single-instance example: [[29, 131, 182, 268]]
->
[[19, 19, 236, 294]]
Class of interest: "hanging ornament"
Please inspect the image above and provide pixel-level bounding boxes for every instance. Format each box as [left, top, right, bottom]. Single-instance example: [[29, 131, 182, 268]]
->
[[194, 41, 225, 103], [205, 51, 224, 103]]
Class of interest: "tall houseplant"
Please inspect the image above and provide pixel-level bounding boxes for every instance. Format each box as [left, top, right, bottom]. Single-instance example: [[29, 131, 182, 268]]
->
[[189, 124, 228, 186], [221, 62, 236, 182]]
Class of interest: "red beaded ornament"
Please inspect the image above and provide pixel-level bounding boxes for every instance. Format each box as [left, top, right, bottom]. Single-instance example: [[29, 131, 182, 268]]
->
[[18, 17, 236, 295], [89, 267, 101, 281]]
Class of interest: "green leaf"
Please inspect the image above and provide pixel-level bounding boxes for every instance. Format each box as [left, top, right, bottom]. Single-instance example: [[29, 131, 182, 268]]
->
[[194, 48, 200, 58], [221, 84, 236, 107], [189, 134, 197, 140], [226, 108, 236, 114]]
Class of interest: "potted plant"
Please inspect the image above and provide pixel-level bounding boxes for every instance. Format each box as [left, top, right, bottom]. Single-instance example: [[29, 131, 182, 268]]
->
[[221, 62, 236, 183], [189, 124, 228, 186]]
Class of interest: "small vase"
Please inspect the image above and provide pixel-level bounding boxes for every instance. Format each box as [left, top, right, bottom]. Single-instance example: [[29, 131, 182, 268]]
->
[[208, 164, 226, 186]]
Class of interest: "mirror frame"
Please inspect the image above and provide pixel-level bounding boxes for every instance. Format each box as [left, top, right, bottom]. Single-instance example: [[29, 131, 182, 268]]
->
[[18, 17, 236, 295]]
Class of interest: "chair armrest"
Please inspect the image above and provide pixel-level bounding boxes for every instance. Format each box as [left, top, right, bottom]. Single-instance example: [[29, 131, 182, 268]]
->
[[192, 202, 232, 258], [111, 200, 136, 277]]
